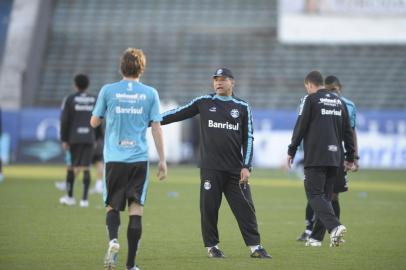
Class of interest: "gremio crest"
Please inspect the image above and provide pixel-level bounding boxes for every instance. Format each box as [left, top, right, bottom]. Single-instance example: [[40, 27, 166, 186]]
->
[[230, 109, 239, 118]]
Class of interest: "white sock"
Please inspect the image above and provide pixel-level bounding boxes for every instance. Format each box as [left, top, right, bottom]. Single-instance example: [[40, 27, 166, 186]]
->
[[249, 245, 260, 253], [207, 245, 219, 252]]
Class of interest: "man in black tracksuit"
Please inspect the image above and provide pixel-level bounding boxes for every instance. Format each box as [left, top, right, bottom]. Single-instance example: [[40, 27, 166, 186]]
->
[[287, 71, 355, 247], [59, 74, 97, 207], [161, 68, 271, 259]]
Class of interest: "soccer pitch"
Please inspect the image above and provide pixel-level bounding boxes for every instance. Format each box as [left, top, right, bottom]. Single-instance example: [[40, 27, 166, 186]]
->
[[1, 165, 405, 270]]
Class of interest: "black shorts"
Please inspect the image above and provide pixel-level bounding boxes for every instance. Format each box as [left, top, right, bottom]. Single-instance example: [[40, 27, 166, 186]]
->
[[69, 144, 93, 167], [92, 140, 104, 163], [104, 161, 149, 211], [333, 164, 348, 193]]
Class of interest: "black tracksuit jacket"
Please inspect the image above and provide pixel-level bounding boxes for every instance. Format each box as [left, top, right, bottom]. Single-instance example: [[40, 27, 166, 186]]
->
[[288, 89, 355, 167], [161, 93, 253, 172], [60, 91, 97, 144]]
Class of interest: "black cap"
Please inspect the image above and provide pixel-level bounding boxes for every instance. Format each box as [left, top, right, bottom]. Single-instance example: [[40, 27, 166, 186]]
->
[[213, 68, 234, 79]]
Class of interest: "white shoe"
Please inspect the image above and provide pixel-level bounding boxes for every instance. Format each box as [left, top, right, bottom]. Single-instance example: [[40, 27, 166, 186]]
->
[[104, 239, 120, 269], [127, 266, 141, 270], [330, 225, 347, 247], [305, 238, 322, 247], [59, 195, 76, 206], [55, 181, 66, 191], [79, 200, 89, 208]]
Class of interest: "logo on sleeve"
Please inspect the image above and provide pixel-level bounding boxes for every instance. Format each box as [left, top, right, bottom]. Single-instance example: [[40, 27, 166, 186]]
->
[[230, 109, 239, 118]]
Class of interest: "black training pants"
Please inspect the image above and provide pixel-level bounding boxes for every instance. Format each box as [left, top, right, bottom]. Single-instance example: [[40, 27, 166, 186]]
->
[[304, 166, 341, 232], [200, 168, 261, 247]]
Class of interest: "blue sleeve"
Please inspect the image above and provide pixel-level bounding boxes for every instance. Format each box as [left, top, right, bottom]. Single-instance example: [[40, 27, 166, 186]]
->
[[92, 86, 107, 118], [346, 102, 356, 128], [351, 104, 357, 128], [149, 90, 162, 122]]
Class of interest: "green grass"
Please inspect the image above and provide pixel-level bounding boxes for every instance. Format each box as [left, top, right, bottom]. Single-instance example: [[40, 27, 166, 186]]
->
[[1, 165, 406, 270]]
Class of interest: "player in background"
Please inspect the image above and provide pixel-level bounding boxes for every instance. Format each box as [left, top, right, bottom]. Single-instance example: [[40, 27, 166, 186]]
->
[[55, 126, 104, 194], [91, 48, 167, 270], [287, 71, 355, 248], [56, 95, 104, 195], [160, 68, 271, 259], [59, 74, 97, 207], [89, 125, 104, 194], [302, 75, 359, 246], [0, 107, 3, 182]]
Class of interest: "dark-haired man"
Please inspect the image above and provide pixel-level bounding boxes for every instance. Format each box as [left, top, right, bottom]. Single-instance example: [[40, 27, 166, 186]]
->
[[304, 75, 359, 246], [59, 74, 97, 207], [287, 71, 355, 247], [160, 68, 271, 259]]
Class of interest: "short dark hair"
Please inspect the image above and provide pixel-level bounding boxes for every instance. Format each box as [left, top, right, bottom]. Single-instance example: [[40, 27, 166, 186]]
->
[[120, 48, 146, 78], [304, 70, 323, 86], [324, 75, 342, 91], [74, 74, 89, 91]]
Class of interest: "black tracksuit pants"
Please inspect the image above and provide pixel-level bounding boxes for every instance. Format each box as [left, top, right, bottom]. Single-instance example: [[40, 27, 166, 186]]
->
[[304, 166, 341, 232], [200, 168, 261, 247]]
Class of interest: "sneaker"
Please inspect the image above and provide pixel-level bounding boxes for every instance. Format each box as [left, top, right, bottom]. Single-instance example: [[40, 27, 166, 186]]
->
[[330, 225, 347, 247], [250, 246, 272, 259], [80, 200, 89, 208], [104, 239, 120, 269], [208, 246, 225, 258], [126, 266, 140, 270], [305, 238, 322, 247], [59, 195, 76, 206], [297, 230, 311, 241], [89, 180, 103, 194], [55, 181, 66, 191]]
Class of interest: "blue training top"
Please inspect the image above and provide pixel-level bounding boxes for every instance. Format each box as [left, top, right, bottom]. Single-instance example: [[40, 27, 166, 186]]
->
[[92, 80, 162, 163], [341, 96, 357, 129]]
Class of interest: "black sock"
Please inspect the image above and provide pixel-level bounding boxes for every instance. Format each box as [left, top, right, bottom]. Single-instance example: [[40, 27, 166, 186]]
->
[[126, 215, 142, 269], [82, 170, 90, 200], [305, 202, 315, 231], [332, 199, 340, 219], [66, 169, 75, 197], [106, 210, 120, 240]]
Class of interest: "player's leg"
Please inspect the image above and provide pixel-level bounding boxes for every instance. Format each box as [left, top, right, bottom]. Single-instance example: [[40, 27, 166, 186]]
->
[[59, 148, 77, 206], [78, 144, 93, 207], [0, 155, 4, 182], [223, 172, 271, 258], [91, 160, 104, 194], [332, 163, 348, 220], [297, 202, 314, 241], [104, 162, 127, 269], [200, 168, 225, 258], [125, 161, 148, 270], [90, 140, 104, 194], [304, 167, 340, 233]]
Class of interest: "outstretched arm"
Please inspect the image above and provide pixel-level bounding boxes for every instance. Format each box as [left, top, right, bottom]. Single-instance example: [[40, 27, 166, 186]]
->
[[161, 98, 200, 125]]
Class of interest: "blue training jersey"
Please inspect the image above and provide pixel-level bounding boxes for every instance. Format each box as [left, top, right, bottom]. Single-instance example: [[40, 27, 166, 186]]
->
[[92, 80, 162, 163], [341, 96, 357, 128]]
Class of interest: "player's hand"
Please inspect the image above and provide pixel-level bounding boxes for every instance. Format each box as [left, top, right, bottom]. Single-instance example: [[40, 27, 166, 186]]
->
[[287, 155, 294, 169], [344, 161, 355, 172], [62, 142, 69, 151], [353, 159, 359, 172], [240, 168, 250, 184], [157, 160, 167, 181]]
